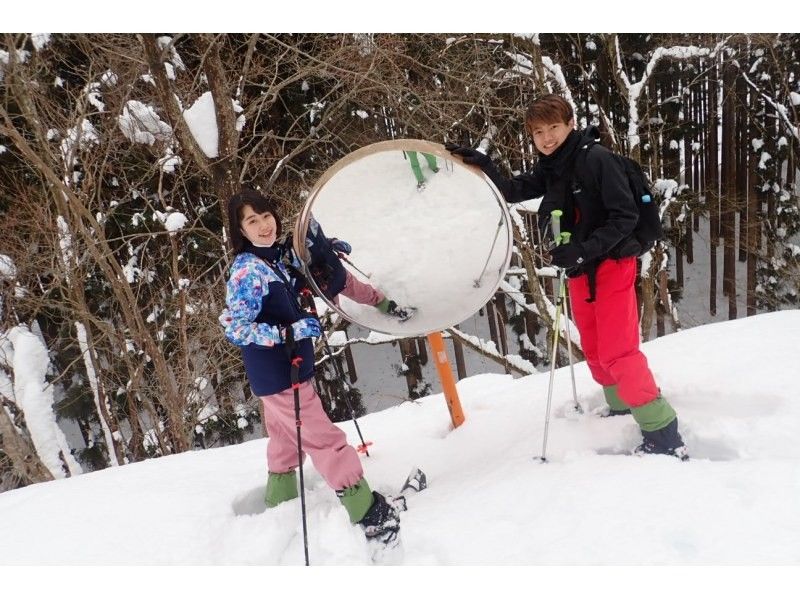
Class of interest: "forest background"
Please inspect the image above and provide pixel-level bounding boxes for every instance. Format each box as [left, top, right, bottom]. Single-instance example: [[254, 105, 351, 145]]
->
[[1, 24, 797, 493]]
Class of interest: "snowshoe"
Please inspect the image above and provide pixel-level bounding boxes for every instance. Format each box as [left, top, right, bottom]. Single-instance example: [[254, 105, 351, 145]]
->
[[634, 419, 689, 461], [400, 467, 427, 494], [600, 407, 631, 417], [385, 301, 416, 322], [359, 491, 401, 548]]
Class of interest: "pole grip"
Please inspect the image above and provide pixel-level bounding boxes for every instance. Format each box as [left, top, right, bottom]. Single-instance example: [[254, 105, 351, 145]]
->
[[550, 209, 563, 245]]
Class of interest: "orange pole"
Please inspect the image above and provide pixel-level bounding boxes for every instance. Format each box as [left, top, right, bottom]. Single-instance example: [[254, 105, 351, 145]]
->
[[427, 331, 465, 428]]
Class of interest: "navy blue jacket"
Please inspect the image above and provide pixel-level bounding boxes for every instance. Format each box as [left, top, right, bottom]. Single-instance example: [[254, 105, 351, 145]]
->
[[219, 243, 315, 396]]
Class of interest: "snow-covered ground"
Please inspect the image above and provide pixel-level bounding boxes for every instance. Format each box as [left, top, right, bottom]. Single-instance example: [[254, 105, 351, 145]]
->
[[2, 311, 798, 594]]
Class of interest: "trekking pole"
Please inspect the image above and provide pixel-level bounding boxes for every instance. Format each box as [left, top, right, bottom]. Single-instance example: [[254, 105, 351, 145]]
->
[[286, 326, 310, 566], [560, 268, 583, 414], [539, 210, 566, 462], [338, 254, 371, 280], [299, 288, 372, 456], [320, 334, 373, 456], [473, 213, 505, 288]]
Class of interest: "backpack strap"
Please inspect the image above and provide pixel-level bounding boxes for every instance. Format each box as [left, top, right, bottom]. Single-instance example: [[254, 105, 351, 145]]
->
[[568, 139, 598, 195], [568, 139, 600, 304]]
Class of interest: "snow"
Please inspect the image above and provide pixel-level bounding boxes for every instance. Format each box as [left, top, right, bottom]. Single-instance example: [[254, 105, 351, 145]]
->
[[622, 43, 718, 151], [85, 82, 104, 112], [60, 119, 99, 167], [0, 326, 82, 479], [0, 48, 30, 71], [791, 91, 800, 107], [100, 69, 118, 87], [0, 254, 15, 280], [118, 100, 173, 145], [30, 33, 51, 50], [56, 215, 74, 270], [182, 91, 246, 158], [157, 36, 185, 72], [0, 311, 798, 574], [158, 146, 182, 173], [164, 212, 187, 232], [153, 210, 187, 233], [74, 322, 119, 466]]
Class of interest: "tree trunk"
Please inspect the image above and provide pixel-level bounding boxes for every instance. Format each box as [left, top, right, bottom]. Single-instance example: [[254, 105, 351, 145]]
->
[[398, 339, 423, 398], [416, 338, 429, 366], [494, 293, 510, 359], [736, 67, 750, 265], [722, 59, 737, 319], [451, 326, 467, 380], [0, 400, 55, 484], [707, 65, 720, 316], [344, 345, 358, 384]]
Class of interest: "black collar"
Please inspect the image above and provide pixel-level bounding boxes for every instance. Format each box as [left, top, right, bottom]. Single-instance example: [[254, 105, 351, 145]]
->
[[537, 130, 583, 177], [244, 242, 282, 263]]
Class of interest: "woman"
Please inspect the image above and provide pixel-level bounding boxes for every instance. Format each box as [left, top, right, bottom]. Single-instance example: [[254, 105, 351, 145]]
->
[[219, 189, 400, 545], [304, 214, 414, 321]]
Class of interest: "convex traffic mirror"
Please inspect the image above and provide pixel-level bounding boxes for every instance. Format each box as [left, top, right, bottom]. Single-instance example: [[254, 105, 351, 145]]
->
[[293, 140, 512, 336]]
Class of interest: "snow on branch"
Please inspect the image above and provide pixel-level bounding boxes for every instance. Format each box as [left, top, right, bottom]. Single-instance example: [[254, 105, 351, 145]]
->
[[737, 66, 800, 144], [447, 326, 537, 376], [498, 279, 582, 353], [182, 91, 246, 159], [118, 101, 173, 145], [0, 325, 82, 479], [616, 37, 728, 151], [75, 322, 120, 467]]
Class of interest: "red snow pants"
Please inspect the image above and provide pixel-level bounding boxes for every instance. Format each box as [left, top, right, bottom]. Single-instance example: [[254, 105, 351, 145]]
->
[[567, 257, 659, 408], [260, 381, 364, 490]]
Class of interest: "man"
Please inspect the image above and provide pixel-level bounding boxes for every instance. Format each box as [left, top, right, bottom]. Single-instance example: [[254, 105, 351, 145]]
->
[[447, 94, 688, 460]]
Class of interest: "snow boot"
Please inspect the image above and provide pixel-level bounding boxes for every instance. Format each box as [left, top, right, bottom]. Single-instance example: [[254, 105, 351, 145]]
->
[[634, 418, 689, 461], [337, 478, 374, 523], [601, 385, 631, 416], [376, 298, 415, 322], [264, 470, 298, 508]]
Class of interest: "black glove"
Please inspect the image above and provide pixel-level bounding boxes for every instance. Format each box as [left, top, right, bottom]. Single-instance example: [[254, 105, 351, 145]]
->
[[330, 238, 352, 254], [549, 242, 586, 269], [444, 142, 493, 170]]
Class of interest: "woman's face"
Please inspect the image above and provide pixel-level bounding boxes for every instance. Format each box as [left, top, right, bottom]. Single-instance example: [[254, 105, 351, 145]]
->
[[239, 204, 277, 247]]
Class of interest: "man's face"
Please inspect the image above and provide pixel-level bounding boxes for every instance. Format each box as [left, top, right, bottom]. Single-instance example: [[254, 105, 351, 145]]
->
[[528, 118, 575, 156]]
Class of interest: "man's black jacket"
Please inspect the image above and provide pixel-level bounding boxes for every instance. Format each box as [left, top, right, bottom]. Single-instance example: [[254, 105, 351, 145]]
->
[[486, 126, 643, 271]]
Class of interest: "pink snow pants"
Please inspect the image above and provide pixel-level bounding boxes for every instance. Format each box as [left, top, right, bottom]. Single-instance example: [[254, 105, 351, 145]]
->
[[568, 257, 659, 408], [260, 381, 364, 490], [338, 270, 384, 306]]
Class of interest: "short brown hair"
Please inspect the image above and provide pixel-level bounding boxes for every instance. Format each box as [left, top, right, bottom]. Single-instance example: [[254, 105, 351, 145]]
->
[[525, 94, 573, 127]]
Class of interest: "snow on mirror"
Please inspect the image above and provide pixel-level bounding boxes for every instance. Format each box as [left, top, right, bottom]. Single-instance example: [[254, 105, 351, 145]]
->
[[293, 140, 512, 336]]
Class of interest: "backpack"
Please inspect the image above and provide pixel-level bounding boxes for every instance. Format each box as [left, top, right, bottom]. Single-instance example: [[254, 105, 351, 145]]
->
[[299, 217, 347, 300], [572, 141, 664, 256]]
